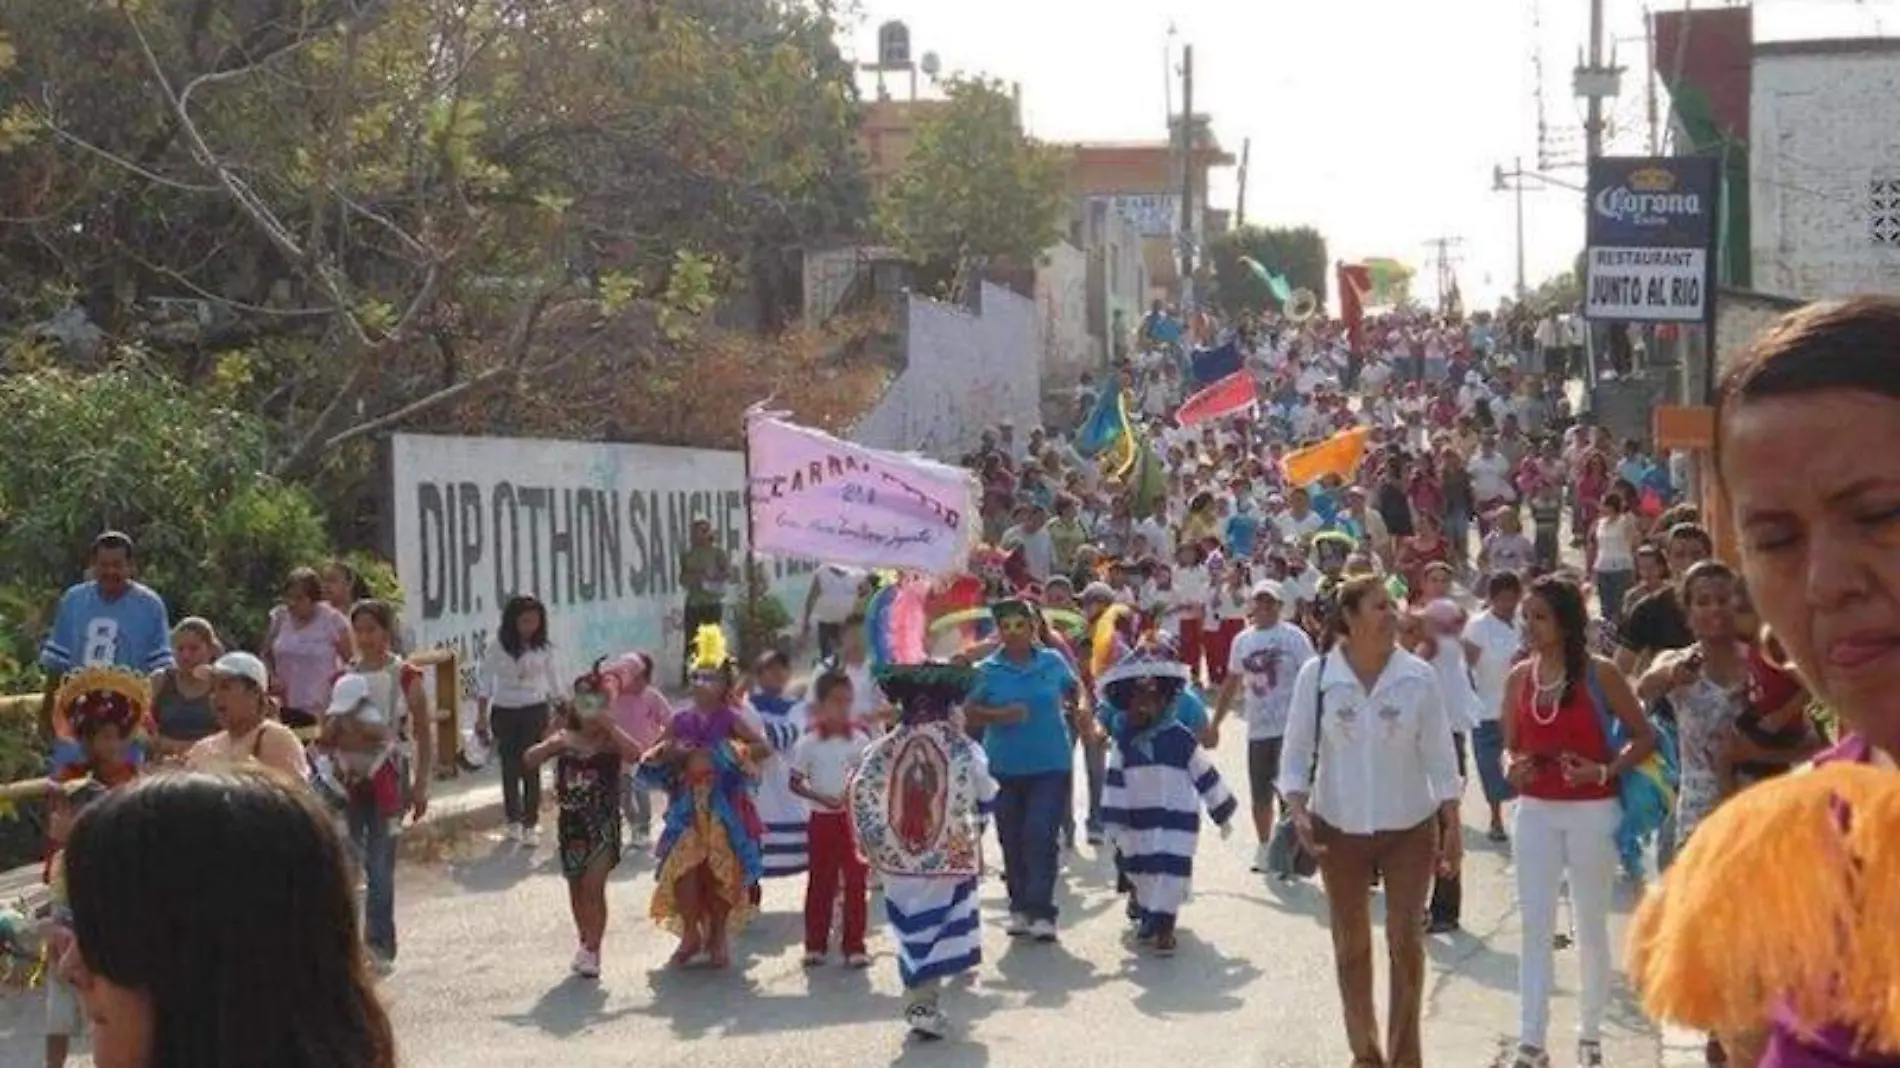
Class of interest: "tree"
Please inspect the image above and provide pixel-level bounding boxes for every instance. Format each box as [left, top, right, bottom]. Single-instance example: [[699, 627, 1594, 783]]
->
[[876, 76, 1069, 295], [1363, 258, 1416, 308], [1206, 225, 1330, 319], [0, 0, 870, 479]]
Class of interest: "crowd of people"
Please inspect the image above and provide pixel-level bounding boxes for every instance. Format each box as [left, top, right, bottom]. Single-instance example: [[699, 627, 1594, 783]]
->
[[12, 294, 1900, 1068]]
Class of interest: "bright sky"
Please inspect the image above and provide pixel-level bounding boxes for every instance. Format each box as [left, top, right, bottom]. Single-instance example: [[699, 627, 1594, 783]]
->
[[849, 0, 1897, 308]]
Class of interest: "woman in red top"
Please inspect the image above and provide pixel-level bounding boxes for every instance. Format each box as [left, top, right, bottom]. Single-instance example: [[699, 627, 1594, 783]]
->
[[1501, 575, 1656, 1068]]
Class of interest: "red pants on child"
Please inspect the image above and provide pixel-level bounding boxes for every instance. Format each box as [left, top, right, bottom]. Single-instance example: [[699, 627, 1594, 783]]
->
[[1178, 617, 1207, 687], [804, 810, 868, 956]]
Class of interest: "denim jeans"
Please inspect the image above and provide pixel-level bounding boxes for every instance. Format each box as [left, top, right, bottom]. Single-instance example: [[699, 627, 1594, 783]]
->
[[621, 772, 652, 836], [993, 772, 1068, 921], [1061, 731, 1107, 839], [347, 793, 401, 960], [1595, 568, 1635, 622]]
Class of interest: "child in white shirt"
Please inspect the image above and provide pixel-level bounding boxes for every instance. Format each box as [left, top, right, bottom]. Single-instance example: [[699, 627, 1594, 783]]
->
[[790, 672, 874, 967]]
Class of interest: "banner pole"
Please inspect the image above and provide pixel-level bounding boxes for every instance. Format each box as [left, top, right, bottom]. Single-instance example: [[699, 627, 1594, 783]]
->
[[741, 411, 762, 654]]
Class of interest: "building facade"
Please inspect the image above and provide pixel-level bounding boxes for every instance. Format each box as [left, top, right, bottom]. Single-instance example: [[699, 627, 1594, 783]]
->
[[1750, 39, 1900, 299]]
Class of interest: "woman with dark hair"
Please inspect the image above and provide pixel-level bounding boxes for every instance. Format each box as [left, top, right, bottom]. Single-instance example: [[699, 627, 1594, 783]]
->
[[56, 769, 397, 1068], [476, 594, 563, 845], [343, 600, 432, 972], [1588, 492, 1641, 622], [264, 567, 353, 733], [1278, 574, 1464, 1068], [1628, 296, 1900, 1068], [1502, 575, 1656, 1068]]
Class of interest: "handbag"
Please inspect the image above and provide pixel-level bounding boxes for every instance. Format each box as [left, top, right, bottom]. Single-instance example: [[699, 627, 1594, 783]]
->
[[1265, 654, 1326, 879]]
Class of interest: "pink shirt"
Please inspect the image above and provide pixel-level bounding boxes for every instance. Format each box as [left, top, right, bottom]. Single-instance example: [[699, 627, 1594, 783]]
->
[[269, 603, 352, 714], [610, 687, 672, 751]]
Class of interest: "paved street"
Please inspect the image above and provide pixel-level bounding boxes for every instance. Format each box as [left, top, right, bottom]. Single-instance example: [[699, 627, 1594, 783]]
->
[[0, 723, 1674, 1068]]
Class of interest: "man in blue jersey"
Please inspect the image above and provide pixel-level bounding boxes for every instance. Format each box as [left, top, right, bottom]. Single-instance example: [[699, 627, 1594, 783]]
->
[[38, 531, 174, 735]]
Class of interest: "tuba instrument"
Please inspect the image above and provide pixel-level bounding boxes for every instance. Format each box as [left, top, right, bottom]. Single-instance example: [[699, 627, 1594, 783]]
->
[[1284, 288, 1319, 323]]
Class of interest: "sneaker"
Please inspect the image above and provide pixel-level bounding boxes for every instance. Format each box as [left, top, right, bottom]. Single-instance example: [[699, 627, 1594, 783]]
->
[[1135, 918, 1158, 944], [1153, 930, 1177, 957], [1578, 1040, 1604, 1068], [368, 951, 395, 978], [503, 822, 523, 844], [1005, 913, 1030, 937], [1251, 841, 1273, 874], [1487, 825, 1509, 843], [905, 1003, 947, 1040], [1029, 919, 1058, 943], [800, 951, 826, 967], [1425, 916, 1461, 935], [571, 948, 601, 979], [845, 953, 871, 969], [1511, 1045, 1551, 1068], [521, 825, 542, 847]]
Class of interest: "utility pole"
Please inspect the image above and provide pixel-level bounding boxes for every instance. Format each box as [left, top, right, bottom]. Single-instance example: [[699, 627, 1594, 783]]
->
[[1644, 6, 1661, 154], [1178, 44, 1196, 307], [1423, 236, 1465, 316], [1494, 159, 1532, 300], [1235, 137, 1251, 229], [1584, 0, 1607, 161]]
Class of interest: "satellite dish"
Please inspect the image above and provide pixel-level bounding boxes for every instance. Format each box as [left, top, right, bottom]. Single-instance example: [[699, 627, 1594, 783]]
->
[[920, 52, 942, 78]]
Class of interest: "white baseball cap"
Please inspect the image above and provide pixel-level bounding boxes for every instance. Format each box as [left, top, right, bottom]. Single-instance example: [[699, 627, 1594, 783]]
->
[[211, 651, 269, 691], [1250, 580, 1286, 604], [325, 674, 387, 726]]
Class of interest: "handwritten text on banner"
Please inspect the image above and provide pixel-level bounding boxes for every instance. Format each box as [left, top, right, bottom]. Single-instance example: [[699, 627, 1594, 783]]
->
[[747, 413, 980, 576]]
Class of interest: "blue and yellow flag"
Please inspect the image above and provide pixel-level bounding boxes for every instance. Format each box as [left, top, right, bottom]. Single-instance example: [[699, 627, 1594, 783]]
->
[[1075, 385, 1137, 479]]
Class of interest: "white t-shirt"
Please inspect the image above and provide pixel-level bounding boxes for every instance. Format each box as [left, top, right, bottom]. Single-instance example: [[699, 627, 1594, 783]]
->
[[809, 565, 865, 625], [1274, 511, 1324, 548], [1169, 566, 1212, 623], [1426, 633, 1482, 733], [1135, 517, 1173, 560], [1228, 622, 1318, 740], [1462, 611, 1522, 723], [1467, 451, 1515, 503], [789, 729, 872, 811], [1594, 514, 1641, 573]]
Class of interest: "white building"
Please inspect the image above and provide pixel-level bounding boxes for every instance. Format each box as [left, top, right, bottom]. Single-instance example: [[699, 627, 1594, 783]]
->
[[1751, 38, 1900, 299]]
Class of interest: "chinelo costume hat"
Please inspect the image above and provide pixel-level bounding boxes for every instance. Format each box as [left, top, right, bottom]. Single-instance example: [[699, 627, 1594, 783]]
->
[[873, 661, 978, 726], [1095, 642, 1190, 710]]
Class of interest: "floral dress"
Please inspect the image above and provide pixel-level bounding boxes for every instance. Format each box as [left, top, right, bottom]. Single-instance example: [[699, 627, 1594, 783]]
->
[[556, 745, 623, 878], [1668, 665, 1746, 843]]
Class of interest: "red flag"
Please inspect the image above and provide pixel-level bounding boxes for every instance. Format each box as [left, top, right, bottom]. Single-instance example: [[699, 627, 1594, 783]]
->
[[1175, 370, 1255, 427], [1337, 262, 1373, 354]]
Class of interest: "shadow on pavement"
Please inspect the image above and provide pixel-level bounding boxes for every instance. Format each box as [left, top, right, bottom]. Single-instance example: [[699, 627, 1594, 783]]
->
[[495, 975, 645, 1037], [988, 937, 1100, 1009], [1117, 930, 1262, 1018]]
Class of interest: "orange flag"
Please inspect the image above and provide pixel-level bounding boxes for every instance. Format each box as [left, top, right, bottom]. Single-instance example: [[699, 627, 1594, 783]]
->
[[1280, 426, 1371, 487]]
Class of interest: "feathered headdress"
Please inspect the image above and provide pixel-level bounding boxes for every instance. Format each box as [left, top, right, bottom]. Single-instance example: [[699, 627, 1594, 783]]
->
[[1628, 762, 1900, 1053], [49, 667, 151, 781], [688, 625, 734, 680], [864, 575, 930, 668], [1089, 603, 1136, 681], [874, 662, 977, 725]]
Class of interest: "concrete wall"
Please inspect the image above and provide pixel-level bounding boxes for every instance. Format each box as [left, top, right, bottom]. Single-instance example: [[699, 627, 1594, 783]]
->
[[1036, 241, 1095, 387], [850, 282, 1040, 458], [1752, 48, 1900, 298]]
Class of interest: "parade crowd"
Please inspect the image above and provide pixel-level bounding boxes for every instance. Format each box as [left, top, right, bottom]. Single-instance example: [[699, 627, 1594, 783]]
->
[[20, 295, 1899, 1068]]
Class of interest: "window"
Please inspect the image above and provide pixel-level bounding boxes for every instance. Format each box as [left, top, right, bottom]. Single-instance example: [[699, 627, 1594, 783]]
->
[[1870, 176, 1900, 246]]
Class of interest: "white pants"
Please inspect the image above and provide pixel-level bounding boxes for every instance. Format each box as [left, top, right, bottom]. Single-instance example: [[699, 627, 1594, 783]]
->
[[1513, 796, 1620, 1050]]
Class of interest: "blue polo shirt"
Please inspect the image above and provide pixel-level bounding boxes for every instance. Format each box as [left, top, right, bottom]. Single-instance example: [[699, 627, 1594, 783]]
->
[[970, 646, 1079, 777]]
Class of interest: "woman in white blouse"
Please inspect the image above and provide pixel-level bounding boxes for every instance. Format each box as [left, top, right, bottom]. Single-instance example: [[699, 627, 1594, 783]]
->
[[1587, 491, 1642, 622], [475, 594, 565, 845], [1279, 574, 1464, 1068]]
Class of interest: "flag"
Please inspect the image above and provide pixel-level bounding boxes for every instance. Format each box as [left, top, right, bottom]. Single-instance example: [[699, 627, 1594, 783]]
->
[[1239, 256, 1293, 306], [1189, 339, 1243, 385], [1337, 262, 1373, 354], [1280, 425, 1371, 487], [1127, 433, 1168, 520], [1176, 371, 1255, 427], [1075, 385, 1136, 478]]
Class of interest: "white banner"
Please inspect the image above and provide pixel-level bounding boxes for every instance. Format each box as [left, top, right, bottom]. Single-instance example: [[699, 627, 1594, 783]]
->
[[388, 434, 811, 693], [747, 413, 980, 576], [1584, 246, 1709, 322]]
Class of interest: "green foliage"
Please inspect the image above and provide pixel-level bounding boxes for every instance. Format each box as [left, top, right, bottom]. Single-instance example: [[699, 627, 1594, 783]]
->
[[876, 76, 1069, 289], [0, 364, 334, 662], [1206, 225, 1331, 319]]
